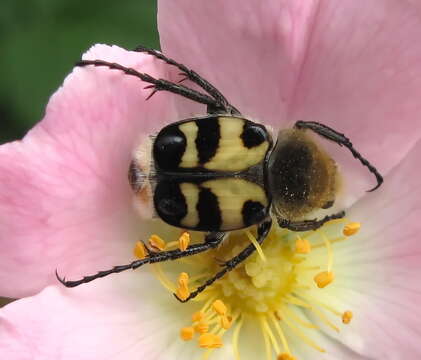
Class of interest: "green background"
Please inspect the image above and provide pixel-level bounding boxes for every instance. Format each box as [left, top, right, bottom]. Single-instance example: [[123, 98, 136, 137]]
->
[[0, 0, 159, 144]]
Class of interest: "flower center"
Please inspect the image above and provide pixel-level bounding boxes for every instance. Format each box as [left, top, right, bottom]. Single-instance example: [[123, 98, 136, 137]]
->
[[136, 219, 360, 360]]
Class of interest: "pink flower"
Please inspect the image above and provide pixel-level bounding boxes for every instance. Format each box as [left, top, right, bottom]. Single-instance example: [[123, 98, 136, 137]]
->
[[1, 1, 421, 359]]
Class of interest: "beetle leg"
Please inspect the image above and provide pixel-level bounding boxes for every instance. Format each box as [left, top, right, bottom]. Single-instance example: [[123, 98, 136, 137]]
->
[[134, 45, 241, 115], [175, 218, 272, 303], [277, 211, 345, 232], [56, 232, 226, 288], [294, 121, 383, 192], [76, 59, 223, 108]]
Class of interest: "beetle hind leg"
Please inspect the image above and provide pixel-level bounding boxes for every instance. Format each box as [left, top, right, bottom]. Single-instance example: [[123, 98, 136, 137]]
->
[[56, 232, 226, 288]]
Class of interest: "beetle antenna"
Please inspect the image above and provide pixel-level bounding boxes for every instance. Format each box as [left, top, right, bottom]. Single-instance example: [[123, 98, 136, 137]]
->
[[294, 121, 383, 192]]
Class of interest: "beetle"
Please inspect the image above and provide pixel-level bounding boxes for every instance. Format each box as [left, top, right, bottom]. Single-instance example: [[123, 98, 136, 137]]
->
[[57, 46, 383, 302]]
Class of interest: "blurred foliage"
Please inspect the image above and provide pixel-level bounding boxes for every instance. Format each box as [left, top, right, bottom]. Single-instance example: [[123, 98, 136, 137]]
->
[[0, 0, 159, 144]]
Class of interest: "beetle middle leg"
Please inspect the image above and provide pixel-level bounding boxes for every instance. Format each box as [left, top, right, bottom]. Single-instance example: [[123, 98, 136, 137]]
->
[[56, 231, 226, 288], [277, 211, 345, 232], [134, 45, 240, 115], [175, 218, 273, 303]]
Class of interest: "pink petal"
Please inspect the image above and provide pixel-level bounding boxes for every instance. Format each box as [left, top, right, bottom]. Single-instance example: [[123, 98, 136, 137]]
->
[[159, 0, 421, 179], [313, 138, 421, 358], [288, 0, 421, 176], [0, 44, 180, 298], [0, 274, 371, 360], [0, 273, 190, 360], [158, 0, 320, 128], [0, 273, 234, 360], [235, 316, 368, 359]]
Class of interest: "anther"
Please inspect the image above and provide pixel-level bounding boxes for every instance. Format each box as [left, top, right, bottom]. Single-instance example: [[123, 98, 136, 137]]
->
[[343, 222, 361, 236], [198, 333, 223, 349], [148, 234, 166, 251], [295, 237, 311, 254], [192, 311, 205, 322], [278, 353, 296, 360], [212, 299, 227, 315], [342, 310, 353, 324], [314, 271, 335, 288], [133, 241, 147, 259], [195, 321, 209, 334], [178, 231, 190, 251], [180, 327, 195, 341], [176, 272, 190, 301]]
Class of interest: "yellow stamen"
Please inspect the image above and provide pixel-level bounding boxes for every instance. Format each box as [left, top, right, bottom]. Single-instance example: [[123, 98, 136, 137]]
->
[[282, 306, 319, 329], [220, 315, 233, 330], [212, 299, 227, 315], [278, 309, 326, 353], [180, 327, 195, 341], [178, 272, 189, 286], [261, 316, 280, 354], [232, 316, 244, 360], [321, 231, 333, 272], [295, 236, 311, 254], [343, 222, 361, 236], [150, 264, 176, 292], [198, 333, 223, 349], [278, 353, 296, 360], [314, 271, 335, 288], [153, 217, 361, 359], [195, 321, 209, 334], [269, 313, 290, 354], [176, 272, 190, 301], [148, 234, 166, 251], [311, 236, 347, 248], [342, 310, 353, 324], [179, 231, 190, 251], [245, 230, 267, 262], [133, 241, 147, 259], [304, 302, 340, 332], [192, 311, 205, 322], [261, 316, 272, 360], [295, 290, 342, 316], [284, 295, 312, 308]]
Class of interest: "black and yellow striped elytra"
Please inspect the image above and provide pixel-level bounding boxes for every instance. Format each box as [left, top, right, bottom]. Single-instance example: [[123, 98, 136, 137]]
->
[[152, 115, 272, 232], [153, 115, 270, 173], [56, 45, 383, 302]]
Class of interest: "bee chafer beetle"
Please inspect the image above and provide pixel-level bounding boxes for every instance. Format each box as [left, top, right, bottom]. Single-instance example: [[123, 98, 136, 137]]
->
[[57, 46, 383, 302]]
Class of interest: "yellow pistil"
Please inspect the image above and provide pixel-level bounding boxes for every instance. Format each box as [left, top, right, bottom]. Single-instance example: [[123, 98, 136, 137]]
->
[[343, 222, 361, 236], [175, 272, 190, 301], [199, 333, 223, 349], [133, 241, 147, 259], [342, 310, 353, 324], [179, 231, 191, 251], [295, 236, 311, 254], [148, 234, 166, 251], [180, 327, 195, 341], [314, 271, 335, 288], [152, 218, 359, 359]]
